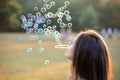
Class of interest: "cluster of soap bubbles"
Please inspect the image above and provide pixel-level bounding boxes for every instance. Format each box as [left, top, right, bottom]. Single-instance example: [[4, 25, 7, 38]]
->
[[21, 0, 72, 65]]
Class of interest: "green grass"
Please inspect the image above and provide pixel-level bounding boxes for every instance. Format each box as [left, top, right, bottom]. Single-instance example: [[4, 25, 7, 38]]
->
[[0, 33, 120, 80]]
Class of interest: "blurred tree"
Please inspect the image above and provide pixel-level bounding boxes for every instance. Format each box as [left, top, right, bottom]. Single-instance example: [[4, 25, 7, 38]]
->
[[79, 5, 98, 29], [0, 0, 21, 31], [99, 0, 120, 28], [2, 0, 119, 32]]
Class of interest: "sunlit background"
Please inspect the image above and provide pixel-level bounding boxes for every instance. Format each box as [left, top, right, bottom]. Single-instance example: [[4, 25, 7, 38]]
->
[[0, 0, 120, 80]]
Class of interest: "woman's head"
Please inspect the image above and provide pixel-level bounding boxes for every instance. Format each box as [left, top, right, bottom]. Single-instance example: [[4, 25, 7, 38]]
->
[[65, 30, 111, 80]]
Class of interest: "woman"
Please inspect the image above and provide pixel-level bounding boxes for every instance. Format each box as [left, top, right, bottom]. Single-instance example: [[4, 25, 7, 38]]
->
[[65, 30, 112, 80]]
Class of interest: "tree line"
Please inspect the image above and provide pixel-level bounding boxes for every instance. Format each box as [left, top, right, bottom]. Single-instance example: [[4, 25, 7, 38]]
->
[[0, 0, 120, 32]]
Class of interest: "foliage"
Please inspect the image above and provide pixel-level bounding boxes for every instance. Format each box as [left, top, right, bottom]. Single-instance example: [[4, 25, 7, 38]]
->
[[79, 5, 98, 29], [0, 0, 21, 31], [0, 0, 120, 32]]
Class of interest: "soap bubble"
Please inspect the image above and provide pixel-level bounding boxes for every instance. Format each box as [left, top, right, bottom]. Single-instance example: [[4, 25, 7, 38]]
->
[[27, 47, 32, 53], [47, 26, 52, 30], [47, 12, 54, 18], [64, 1, 70, 6], [44, 14, 49, 19], [52, 14, 56, 18], [43, 3, 48, 8], [38, 28, 44, 34], [28, 18, 33, 22], [41, 7, 46, 13], [66, 15, 72, 21], [52, 25, 57, 30], [38, 39, 42, 44], [56, 12, 64, 18], [33, 23, 39, 29], [68, 23, 72, 28], [55, 37, 60, 43], [30, 35, 39, 40], [45, 30, 52, 36], [34, 7, 38, 11], [46, 4, 51, 9], [36, 12, 41, 17], [31, 15, 36, 21], [44, 59, 50, 65], [46, 19, 52, 24], [27, 13, 32, 17], [21, 15, 27, 22], [50, 1, 56, 6], [57, 18, 62, 23], [43, 24, 47, 28], [64, 10, 70, 16], [60, 22, 67, 28], [26, 28, 34, 34], [39, 47, 44, 53]]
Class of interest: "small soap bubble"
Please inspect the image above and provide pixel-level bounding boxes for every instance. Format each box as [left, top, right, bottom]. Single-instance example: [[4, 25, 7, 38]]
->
[[30, 35, 34, 40], [27, 47, 32, 53], [44, 28, 48, 33], [43, 0, 49, 3], [38, 40, 42, 44], [27, 13, 32, 17], [41, 7, 46, 13], [46, 19, 52, 24], [30, 35, 39, 40], [39, 47, 44, 53], [52, 25, 57, 29], [26, 28, 34, 34], [36, 12, 41, 17], [40, 16, 46, 23], [66, 15, 72, 21], [21, 15, 27, 22], [45, 30, 52, 36], [33, 23, 39, 29], [50, 1, 56, 6], [47, 26, 52, 30], [44, 59, 50, 65], [28, 18, 33, 22], [56, 12, 64, 18], [21, 15, 25, 19], [60, 22, 67, 28], [68, 23, 72, 28], [64, 10, 70, 16], [21, 23, 27, 29], [29, 22, 33, 27], [57, 18, 62, 23], [43, 24, 47, 28], [43, 3, 48, 8], [38, 28, 44, 34], [58, 7, 64, 11], [64, 1, 70, 6], [31, 15, 36, 21], [46, 4, 51, 9], [34, 7, 38, 11], [55, 37, 60, 43], [52, 14, 56, 18], [48, 12, 53, 18], [34, 35, 39, 40]]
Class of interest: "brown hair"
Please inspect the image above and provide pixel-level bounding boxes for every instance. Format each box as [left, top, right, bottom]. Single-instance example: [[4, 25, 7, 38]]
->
[[72, 30, 112, 80]]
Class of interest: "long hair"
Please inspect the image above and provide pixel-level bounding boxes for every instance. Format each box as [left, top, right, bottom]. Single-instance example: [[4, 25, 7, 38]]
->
[[72, 30, 112, 80]]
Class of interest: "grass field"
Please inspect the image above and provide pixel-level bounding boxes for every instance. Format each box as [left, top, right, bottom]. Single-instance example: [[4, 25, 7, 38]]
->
[[0, 33, 120, 80]]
